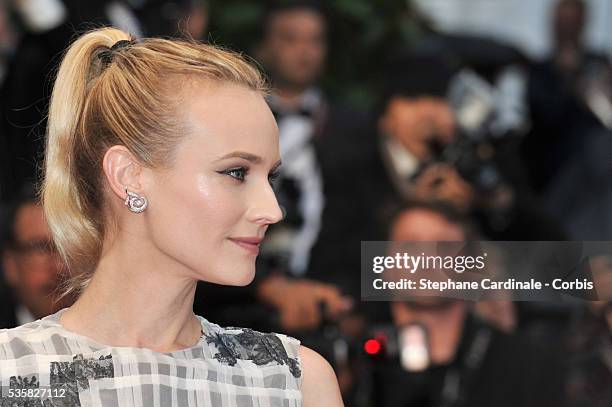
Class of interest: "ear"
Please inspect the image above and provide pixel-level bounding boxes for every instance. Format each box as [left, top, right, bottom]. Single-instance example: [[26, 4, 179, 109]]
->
[[102, 145, 145, 202]]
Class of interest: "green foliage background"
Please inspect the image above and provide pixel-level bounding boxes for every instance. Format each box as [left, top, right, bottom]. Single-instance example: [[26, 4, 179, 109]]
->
[[206, 0, 431, 107]]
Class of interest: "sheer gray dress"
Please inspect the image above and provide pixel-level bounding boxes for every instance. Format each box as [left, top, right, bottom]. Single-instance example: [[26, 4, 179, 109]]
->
[[0, 308, 302, 406]]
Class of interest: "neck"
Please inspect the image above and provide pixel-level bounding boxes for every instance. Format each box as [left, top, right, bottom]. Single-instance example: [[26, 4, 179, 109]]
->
[[59, 229, 201, 353]]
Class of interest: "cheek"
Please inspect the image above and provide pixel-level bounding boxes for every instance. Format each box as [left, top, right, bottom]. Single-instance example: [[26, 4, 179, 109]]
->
[[148, 173, 244, 254], [141, 175, 257, 284], [177, 174, 242, 240], [195, 176, 247, 238], [306, 43, 324, 62]]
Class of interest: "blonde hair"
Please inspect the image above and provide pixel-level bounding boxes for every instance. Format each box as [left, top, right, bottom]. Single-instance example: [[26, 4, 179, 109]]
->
[[41, 27, 268, 298]]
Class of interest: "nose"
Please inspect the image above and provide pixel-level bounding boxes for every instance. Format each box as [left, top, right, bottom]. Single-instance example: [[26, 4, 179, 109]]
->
[[248, 180, 284, 225]]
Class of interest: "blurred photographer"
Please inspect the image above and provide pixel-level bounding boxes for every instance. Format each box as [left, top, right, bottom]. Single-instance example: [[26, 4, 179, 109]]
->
[[563, 256, 611, 407], [377, 55, 473, 213], [370, 202, 564, 407], [527, 0, 612, 239], [375, 52, 565, 241], [0, 184, 74, 328], [526, 0, 610, 182]]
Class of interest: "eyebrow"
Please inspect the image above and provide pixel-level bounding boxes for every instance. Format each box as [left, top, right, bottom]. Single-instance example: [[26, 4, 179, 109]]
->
[[216, 151, 282, 170], [216, 151, 262, 163]]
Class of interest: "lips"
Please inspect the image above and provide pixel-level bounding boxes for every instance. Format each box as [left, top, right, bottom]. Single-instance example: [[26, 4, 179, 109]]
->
[[228, 237, 262, 255]]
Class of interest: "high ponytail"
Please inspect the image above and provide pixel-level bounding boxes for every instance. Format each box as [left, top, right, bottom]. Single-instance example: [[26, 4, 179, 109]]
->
[[41, 27, 268, 299], [43, 28, 133, 296]]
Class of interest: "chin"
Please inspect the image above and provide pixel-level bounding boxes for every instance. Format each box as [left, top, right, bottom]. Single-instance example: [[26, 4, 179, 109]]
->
[[233, 274, 256, 287], [211, 264, 256, 287], [235, 267, 255, 287], [224, 274, 255, 287]]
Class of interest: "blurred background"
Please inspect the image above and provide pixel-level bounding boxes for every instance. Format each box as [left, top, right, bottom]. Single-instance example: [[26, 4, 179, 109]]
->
[[0, 1, 610, 406]]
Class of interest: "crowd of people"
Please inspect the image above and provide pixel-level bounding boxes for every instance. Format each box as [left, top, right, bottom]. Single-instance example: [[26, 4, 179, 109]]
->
[[0, 1, 610, 406]]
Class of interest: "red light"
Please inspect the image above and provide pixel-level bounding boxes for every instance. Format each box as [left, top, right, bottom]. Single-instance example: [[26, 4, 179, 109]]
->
[[364, 339, 382, 355]]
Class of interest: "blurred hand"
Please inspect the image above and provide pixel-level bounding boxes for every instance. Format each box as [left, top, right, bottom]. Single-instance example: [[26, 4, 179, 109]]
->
[[257, 274, 353, 332], [379, 97, 455, 161], [413, 164, 474, 212]]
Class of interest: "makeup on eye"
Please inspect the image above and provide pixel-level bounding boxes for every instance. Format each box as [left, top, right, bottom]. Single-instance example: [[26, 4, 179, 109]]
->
[[268, 170, 281, 187], [217, 166, 282, 184], [219, 166, 247, 181]]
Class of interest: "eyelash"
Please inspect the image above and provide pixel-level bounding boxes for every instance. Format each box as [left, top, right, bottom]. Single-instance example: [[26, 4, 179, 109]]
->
[[219, 167, 280, 186], [222, 167, 247, 181]]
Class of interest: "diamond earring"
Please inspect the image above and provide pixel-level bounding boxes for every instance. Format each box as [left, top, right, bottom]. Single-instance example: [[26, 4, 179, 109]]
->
[[124, 187, 148, 213]]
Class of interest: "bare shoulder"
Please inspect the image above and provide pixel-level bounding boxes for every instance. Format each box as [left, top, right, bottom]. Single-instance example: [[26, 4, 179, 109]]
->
[[299, 345, 344, 407]]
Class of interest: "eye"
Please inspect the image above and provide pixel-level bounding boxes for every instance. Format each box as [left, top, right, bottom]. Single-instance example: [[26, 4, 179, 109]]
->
[[268, 171, 280, 187], [220, 167, 247, 181]]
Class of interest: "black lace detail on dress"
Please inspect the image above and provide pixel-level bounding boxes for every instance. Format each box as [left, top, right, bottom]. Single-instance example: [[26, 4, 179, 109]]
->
[[0, 375, 44, 407], [49, 353, 114, 404], [205, 328, 301, 378], [0, 353, 114, 407]]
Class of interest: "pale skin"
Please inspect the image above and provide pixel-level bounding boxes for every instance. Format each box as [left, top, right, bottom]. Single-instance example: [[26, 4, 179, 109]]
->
[[59, 81, 343, 405]]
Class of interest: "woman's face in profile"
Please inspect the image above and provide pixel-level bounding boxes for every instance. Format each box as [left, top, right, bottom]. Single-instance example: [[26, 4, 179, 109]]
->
[[146, 82, 283, 285]]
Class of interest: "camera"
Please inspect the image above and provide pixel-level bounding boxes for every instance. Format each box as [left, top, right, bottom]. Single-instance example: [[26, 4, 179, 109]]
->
[[425, 68, 527, 194]]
